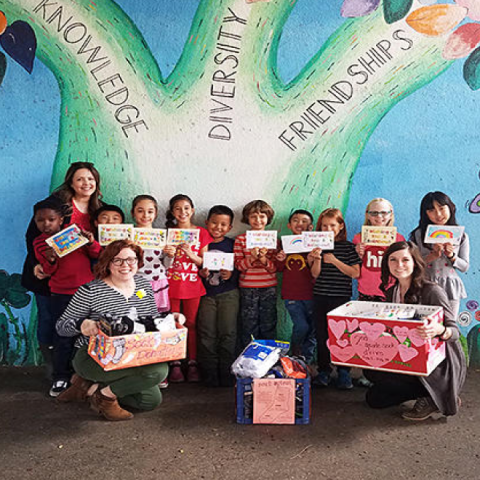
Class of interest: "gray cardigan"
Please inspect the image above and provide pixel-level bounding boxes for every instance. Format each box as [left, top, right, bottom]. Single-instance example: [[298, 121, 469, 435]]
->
[[387, 282, 467, 415], [411, 229, 469, 300]]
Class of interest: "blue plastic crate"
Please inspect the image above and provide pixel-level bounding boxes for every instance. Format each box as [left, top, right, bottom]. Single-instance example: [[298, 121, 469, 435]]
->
[[236, 377, 310, 425]]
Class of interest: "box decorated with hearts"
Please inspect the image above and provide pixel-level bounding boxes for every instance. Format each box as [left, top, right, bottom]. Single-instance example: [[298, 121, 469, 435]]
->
[[326, 301, 446, 376]]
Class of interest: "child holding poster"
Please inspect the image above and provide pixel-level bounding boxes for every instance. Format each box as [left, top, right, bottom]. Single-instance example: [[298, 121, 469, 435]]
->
[[410, 192, 469, 320], [234, 200, 277, 348], [33, 198, 101, 397], [198, 205, 239, 387], [166, 194, 213, 383], [276, 209, 316, 363], [310, 208, 361, 389], [131, 195, 175, 315], [353, 198, 405, 301]]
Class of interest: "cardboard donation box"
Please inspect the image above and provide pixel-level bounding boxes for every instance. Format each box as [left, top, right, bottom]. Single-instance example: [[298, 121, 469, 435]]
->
[[88, 323, 187, 371], [327, 301, 446, 376]]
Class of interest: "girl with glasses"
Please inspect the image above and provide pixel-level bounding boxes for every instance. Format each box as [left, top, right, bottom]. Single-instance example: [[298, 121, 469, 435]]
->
[[353, 198, 405, 302]]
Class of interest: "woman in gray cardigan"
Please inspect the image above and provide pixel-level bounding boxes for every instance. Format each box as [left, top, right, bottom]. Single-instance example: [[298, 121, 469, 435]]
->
[[364, 241, 466, 421]]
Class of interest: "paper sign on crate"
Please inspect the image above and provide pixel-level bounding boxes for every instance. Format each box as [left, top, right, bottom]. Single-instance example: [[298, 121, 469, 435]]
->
[[424, 225, 464, 245], [361, 226, 397, 246], [281, 235, 309, 254], [203, 251, 234, 271], [88, 324, 187, 371], [246, 230, 277, 249], [46, 224, 89, 257], [167, 228, 200, 246], [302, 231, 334, 250], [133, 228, 167, 249], [98, 224, 134, 246], [252, 378, 295, 425], [326, 301, 446, 376]]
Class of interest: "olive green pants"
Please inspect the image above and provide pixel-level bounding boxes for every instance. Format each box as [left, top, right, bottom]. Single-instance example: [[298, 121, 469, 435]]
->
[[73, 346, 168, 411]]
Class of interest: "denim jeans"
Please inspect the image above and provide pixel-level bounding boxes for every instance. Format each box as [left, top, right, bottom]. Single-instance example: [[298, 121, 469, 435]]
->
[[35, 293, 55, 345], [284, 299, 316, 363]]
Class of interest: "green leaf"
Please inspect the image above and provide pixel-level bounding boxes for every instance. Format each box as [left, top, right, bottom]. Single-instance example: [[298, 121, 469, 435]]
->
[[4, 273, 31, 309], [384, 0, 413, 24], [464, 46, 480, 90], [0, 52, 6, 88], [0, 270, 9, 301]]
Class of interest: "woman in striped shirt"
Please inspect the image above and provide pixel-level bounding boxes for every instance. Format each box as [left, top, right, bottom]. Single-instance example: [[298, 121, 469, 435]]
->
[[56, 240, 169, 421]]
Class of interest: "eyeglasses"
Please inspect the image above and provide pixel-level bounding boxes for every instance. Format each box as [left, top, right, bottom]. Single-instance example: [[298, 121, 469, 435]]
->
[[367, 210, 392, 217], [111, 257, 138, 266]]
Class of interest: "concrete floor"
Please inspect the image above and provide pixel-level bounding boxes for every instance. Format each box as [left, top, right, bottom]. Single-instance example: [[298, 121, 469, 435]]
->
[[1, 367, 479, 480]]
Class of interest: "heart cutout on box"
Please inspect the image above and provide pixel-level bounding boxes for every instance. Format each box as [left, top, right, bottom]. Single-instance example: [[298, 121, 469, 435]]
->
[[337, 339, 349, 348], [328, 319, 346, 340], [351, 332, 399, 368], [359, 321, 386, 341], [329, 345, 355, 363], [393, 326, 409, 344], [346, 319, 359, 333], [398, 344, 418, 363], [409, 328, 426, 347]]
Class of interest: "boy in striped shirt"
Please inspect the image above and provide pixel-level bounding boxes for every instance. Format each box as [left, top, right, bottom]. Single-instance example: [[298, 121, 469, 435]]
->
[[234, 200, 277, 348]]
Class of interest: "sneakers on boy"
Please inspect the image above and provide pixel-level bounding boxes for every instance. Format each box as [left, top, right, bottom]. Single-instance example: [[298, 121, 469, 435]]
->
[[169, 361, 185, 383], [49, 380, 69, 398], [187, 361, 200, 383], [313, 370, 331, 387], [336, 370, 353, 390], [402, 397, 440, 421]]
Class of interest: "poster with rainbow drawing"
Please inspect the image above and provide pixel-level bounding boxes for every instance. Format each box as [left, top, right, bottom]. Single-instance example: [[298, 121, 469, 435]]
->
[[424, 225, 464, 245], [281, 235, 309, 254], [46, 224, 89, 257]]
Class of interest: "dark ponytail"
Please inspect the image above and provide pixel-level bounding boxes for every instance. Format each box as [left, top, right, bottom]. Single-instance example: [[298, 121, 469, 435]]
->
[[165, 194, 194, 228]]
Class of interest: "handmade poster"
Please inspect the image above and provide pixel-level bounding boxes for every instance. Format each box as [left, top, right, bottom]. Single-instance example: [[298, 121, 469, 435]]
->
[[45, 224, 88, 257], [302, 231, 334, 250], [424, 225, 464, 245], [167, 228, 200, 246], [246, 230, 277, 249], [252, 378, 295, 424], [281, 235, 309, 254], [203, 251, 234, 271], [361, 226, 397, 246], [98, 224, 134, 246], [133, 228, 167, 249]]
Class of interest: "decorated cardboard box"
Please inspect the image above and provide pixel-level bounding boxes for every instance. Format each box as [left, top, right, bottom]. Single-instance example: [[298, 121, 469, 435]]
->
[[327, 301, 446, 376], [88, 323, 187, 371]]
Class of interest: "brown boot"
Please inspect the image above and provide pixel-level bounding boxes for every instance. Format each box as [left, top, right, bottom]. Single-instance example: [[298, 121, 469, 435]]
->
[[57, 374, 93, 403], [90, 390, 134, 421]]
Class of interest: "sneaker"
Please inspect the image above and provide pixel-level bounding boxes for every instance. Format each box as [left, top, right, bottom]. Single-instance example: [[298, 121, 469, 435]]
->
[[313, 370, 330, 387], [49, 380, 69, 398], [169, 362, 185, 383], [159, 379, 169, 389], [402, 397, 440, 421], [354, 376, 373, 389], [187, 361, 200, 383], [336, 370, 353, 390]]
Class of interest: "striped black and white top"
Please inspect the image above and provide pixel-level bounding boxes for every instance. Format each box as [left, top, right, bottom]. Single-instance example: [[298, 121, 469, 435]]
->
[[313, 241, 361, 297], [56, 275, 157, 348]]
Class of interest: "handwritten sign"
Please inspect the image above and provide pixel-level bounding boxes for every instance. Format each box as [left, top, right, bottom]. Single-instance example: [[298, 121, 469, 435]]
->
[[302, 231, 334, 250], [203, 251, 234, 271], [361, 226, 397, 246], [167, 228, 200, 246], [98, 224, 134, 246], [133, 228, 167, 249], [424, 224, 464, 245], [252, 379, 295, 425], [281, 235, 309, 254], [246, 230, 277, 249], [46, 224, 89, 257]]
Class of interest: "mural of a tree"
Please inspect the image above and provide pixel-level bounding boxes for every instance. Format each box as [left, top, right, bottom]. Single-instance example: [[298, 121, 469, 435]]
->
[[0, 0, 475, 217]]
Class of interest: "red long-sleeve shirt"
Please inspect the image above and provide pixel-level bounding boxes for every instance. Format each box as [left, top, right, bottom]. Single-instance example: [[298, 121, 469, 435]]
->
[[33, 233, 101, 295]]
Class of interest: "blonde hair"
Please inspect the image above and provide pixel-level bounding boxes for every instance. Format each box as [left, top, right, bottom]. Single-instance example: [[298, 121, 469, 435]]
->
[[364, 198, 395, 226]]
